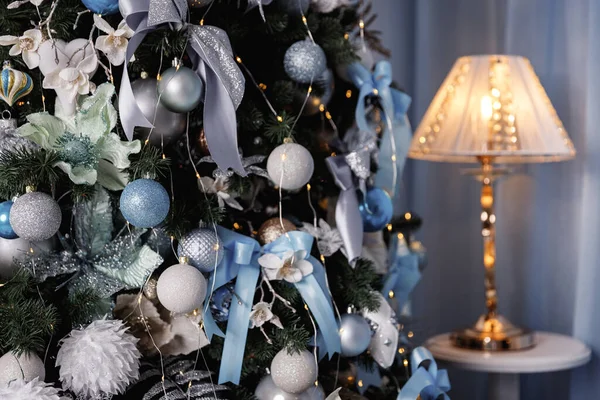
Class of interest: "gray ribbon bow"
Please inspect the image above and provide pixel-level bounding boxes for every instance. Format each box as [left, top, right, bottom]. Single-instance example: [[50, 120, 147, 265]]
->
[[326, 154, 367, 262], [119, 0, 246, 175]]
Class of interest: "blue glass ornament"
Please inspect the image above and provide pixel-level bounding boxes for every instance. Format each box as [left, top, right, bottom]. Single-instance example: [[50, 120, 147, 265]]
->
[[359, 187, 393, 232], [81, 0, 119, 15], [209, 284, 234, 323], [0, 201, 17, 239], [119, 179, 170, 228]]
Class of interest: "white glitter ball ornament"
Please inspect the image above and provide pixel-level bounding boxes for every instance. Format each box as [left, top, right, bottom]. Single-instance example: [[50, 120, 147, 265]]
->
[[56, 319, 141, 399], [9, 192, 61, 241], [255, 375, 325, 400], [0, 351, 45, 385], [270, 349, 317, 394], [0, 378, 65, 400], [267, 143, 314, 190], [284, 40, 327, 84], [156, 263, 207, 313]]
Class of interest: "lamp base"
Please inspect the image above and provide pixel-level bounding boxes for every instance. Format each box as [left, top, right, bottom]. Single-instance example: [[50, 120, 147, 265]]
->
[[451, 315, 535, 351]]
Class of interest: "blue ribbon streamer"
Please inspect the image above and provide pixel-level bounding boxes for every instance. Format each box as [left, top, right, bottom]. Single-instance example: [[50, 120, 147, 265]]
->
[[202, 227, 261, 385], [398, 347, 451, 400], [382, 234, 421, 314], [263, 231, 341, 357]]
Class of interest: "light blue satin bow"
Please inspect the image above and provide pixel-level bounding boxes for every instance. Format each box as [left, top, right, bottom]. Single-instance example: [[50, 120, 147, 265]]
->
[[263, 231, 341, 357], [398, 347, 451, 400], [202, 226, 261, 385], [346, 61, 412, 209], [382, 234, 421, 316]]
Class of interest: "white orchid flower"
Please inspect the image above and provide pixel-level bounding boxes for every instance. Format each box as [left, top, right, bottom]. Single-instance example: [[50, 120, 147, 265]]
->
[[249, 301, 283, 329], [0, 29, 43, 69], [18, 83, 141, 190], [198, 176, 243, 210], [301, 219, 344, 257], [7, 0, 44, 9], [94, 15, 133, 66], [258, 249, 313, 283]]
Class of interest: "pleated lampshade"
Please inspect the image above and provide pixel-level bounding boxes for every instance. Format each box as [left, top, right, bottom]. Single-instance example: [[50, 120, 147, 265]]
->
[[408, 55, 576, 163]]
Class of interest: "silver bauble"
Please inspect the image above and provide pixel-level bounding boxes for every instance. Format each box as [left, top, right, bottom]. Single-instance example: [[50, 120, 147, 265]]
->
[[188, 0, 214, 7], [0, 237, 53, 279], [0, 117, 38, 155], [270, 350, 317, 394], [157, 263, 207, 313], [10, 192, 61, 242], [157, 66, 204, 113], [339, 314, 372, 357], [0, 352, 45, 385], [277, 0, 309, 15], [267, 143, 314, 190], [296, 68, 334, 116], [177, 228, 224, 272], [131, 78, 186, 147], [255, 375, 325, 400], [284, 40, 327, 84]]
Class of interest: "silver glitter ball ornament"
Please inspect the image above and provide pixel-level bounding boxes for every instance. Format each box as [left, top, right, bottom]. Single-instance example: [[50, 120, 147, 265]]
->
[[0, 117, 38, 155], [0, 351, 45, 385], [339, 313, 372, 357], [157, 66, 204, 113], [157, 263, 207, 313], [276, 0, 309, 15], [177, 228, 224, 273], [270, 349, 317, 394], [10, 192, 61, 242], [131, 78, 186, 147], [267, 143, 314, 190], [284, 40, 327, 84], [255, 375, 325, 400]]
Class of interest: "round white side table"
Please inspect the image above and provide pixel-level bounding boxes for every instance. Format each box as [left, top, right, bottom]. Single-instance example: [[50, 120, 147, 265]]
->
[[425, 332, 591, 400]]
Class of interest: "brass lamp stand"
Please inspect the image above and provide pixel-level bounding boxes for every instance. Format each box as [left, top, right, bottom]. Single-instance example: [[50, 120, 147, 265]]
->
[[450, 157, 535, 350]]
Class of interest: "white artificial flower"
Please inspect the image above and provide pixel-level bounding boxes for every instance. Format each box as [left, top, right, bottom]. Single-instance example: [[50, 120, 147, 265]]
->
[[199, 176, 243, 210], [42, 48, 98, 108], [94, 15, 133, 66], [258, 249, 313, 283], [301, 219, 344, 256], [0, 29, 43, 69], [249, 301, 283, 329], [18, 83, 141, 190], [7, 0, 44, 9]]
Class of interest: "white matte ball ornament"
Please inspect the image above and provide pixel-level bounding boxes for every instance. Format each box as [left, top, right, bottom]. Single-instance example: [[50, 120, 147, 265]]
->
[[339, 313, 372, 357], [0, 351, 45, 385], [157, 263, 207, 313], [267, 143, 314, 190], [270, 349, 317, 394], [10, 192, 61, 241]]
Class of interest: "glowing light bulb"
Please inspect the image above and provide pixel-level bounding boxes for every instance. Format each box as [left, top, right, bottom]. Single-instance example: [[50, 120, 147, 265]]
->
[[480, 96, 493, 120]]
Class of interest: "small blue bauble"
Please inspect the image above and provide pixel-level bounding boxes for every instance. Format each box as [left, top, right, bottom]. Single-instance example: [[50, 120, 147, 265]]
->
[[119, 179, 170, 228], [0, 201, 17, 240], [209, 284, 234, 323], [359, 187, 393, 232], [81, 0, 119, 15]]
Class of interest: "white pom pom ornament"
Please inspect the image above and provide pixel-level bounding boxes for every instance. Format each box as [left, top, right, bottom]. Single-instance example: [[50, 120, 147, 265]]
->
[[0, 351, 45, 385], [157, 263, 207, 313], [56, 319, 141, 399], [0, 378, 65, 400], [267, 143, 314, 191]]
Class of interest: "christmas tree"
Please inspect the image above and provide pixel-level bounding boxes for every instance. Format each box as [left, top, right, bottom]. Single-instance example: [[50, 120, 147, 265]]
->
[[0, 0, 450, 399]]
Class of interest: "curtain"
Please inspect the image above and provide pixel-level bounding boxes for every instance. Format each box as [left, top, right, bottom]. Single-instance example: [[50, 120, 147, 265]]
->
[[371, 0, 600, 398]]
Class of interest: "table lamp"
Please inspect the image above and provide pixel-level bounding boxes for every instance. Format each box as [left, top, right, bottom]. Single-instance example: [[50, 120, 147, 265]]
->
[[408, 55, 575, 350]]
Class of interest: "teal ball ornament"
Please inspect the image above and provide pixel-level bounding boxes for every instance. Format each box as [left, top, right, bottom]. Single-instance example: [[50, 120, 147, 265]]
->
[[359, 187, 393, 232], [119, 179, 170, 228], [339, 313, 372, 357], [81, 0, 119, 15], [0, 201, 17, 239], [284, 40, 327, 84], [157, 66, 204, 113]]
